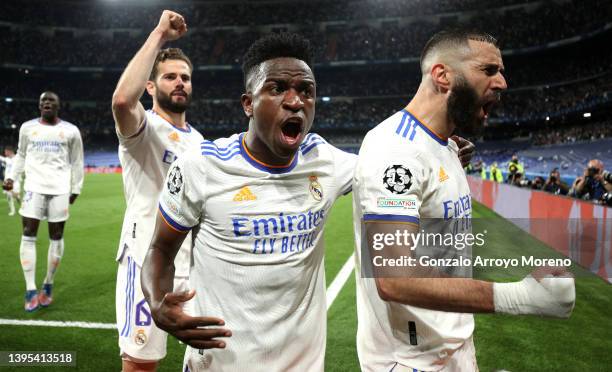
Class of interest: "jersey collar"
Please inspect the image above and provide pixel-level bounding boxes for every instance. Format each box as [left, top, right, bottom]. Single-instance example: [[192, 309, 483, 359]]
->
[[150, 110, 192, 133], [401, 108, 448, 146], [239, 133, 298, 174]]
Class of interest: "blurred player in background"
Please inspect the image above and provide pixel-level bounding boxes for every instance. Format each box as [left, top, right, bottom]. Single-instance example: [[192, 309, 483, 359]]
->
[[0, 146, 20, 216], [353, 29, 576, 372], [2, 91, 84, 312], [111, 10, 204, 372]]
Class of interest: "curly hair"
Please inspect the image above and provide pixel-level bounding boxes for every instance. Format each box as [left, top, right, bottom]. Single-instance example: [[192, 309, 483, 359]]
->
[[241, 33, 313, 88]]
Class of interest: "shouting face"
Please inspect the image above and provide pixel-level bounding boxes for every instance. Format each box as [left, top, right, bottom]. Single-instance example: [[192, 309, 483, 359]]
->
[[242, 57, 316, 164]]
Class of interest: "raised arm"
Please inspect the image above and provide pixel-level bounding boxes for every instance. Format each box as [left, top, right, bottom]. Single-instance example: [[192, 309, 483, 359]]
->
[[112, 10, 187, 137]]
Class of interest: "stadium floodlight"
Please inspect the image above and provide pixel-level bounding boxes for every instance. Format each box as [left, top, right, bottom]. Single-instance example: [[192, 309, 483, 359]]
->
[[11, 124, 17, 129], [5, 97, 13, 102], [322, 96, 331, 102], [546, 116, 550, 121], [583, 112, 591, 118]]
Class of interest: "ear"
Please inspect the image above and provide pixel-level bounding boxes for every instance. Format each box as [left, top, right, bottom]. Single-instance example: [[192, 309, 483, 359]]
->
[[241, 93, 253, 118], [430, 63, 451, 93], [145, 80, 155, 97]]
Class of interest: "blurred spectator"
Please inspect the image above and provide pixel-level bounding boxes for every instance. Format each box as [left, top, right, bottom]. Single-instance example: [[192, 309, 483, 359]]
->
[[542, 168, 570, 195], [570, 159, 612, 201], [489, 163, 503, 183], [506, 154, 524, 183], [530, 176, 545, 190]]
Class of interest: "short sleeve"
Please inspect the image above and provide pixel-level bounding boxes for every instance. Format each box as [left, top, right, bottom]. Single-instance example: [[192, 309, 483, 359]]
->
[[158, 152, 204, 232], [116, 114, 148, 148], [355, 141, 427, 226], [330, 145, 358, 198]]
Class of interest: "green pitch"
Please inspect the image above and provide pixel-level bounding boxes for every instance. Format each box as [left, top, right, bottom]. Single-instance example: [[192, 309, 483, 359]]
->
[[0, 174, 610, 371]]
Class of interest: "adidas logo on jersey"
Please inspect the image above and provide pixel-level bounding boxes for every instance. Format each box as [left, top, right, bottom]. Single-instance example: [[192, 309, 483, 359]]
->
[[233, 186, 257, 201], [439, 166, 449, 182], [168, 132, 180, 142]]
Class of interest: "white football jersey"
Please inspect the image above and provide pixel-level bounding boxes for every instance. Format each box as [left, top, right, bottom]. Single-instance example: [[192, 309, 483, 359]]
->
[[116, 110, 204, 276], [9, 118, 83, 195], [0, 156, 13, 176], [158, 132, 355, 372], [353, 109, 474, 371]]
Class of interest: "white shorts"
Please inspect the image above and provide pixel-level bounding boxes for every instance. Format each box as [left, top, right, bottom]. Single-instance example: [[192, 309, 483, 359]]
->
[[116, 253, 190, 362], [371, 337, 478, 372], [19, 191, 69, 222]]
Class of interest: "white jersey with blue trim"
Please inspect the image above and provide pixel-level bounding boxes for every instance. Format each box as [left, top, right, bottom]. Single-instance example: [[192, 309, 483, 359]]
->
[[116, 110, 204, 276], [158, 132, 355, 372], [352, 109, 474, 371], [9, 118, 84, 195], [0, 156, 13, 177]]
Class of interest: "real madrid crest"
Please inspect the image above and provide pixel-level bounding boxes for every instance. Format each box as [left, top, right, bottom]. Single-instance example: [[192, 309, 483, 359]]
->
[[134, 329, 147, 345], [309, 175, 323, 201]]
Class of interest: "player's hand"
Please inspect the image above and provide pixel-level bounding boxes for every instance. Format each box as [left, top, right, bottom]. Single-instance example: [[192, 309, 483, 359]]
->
[[154, 10, 187, 42], [451, 135, 475, 167], [69, 194, 79, 204], [528, 266, 575, 318], [494, 266, 575, 318], [151, 289, 231, 349], [2, 179, 13, 191]]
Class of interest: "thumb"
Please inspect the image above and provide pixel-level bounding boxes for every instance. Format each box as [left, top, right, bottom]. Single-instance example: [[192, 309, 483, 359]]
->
[[164, 289, 196, 304], [450, 135, 464, 145]]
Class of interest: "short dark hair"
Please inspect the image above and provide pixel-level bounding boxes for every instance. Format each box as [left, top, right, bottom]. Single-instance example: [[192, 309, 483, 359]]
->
[[420, 28, 498, 73], [241, 33, 314, 87], [40, 91, 59, 99], [149, 48, 193, 80]]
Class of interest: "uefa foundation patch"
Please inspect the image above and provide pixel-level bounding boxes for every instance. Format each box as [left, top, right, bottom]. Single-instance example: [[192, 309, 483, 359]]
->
[[377, 196, 417, 210]]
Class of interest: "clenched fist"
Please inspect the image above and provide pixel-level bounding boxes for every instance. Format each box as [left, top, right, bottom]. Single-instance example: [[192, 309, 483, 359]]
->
[[154, 10, 188, 42]]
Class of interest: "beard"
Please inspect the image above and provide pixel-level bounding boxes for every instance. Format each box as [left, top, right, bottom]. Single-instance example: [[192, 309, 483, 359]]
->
[[40, 108, 59, 122], [447, 75, 483, 136], [156, 89, 191, 114]]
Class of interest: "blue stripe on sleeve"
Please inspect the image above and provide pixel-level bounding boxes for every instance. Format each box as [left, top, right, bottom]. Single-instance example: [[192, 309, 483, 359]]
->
[[363, 214, 419, 224], [159, 204, 191, 232]]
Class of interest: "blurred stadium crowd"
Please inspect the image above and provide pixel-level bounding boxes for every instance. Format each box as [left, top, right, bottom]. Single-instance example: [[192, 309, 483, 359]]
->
[[1, 0, 610, 65], [1, 0, 611, 201]]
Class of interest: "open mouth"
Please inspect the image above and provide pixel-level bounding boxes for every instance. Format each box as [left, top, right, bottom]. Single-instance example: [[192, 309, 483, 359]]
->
[[280, 117, 304, 145], [481, 100, 497, 118]]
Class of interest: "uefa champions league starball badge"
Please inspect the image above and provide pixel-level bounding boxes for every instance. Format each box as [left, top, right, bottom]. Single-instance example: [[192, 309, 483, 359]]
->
[[309, 175, 323, 201], [383, 165, 413, 194], [167, 165, 183, 195]]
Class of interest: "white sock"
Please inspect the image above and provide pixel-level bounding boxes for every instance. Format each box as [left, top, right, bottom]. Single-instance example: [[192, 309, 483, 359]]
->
[[19, 236, 37, 291], [7, 194, 15, 214], [44, 239, 64, 285]]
